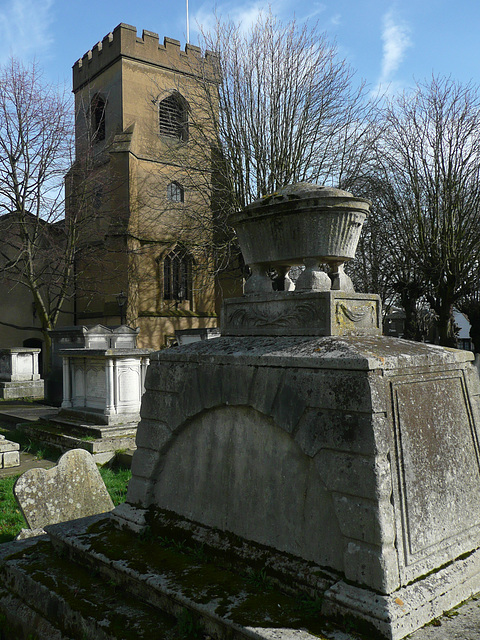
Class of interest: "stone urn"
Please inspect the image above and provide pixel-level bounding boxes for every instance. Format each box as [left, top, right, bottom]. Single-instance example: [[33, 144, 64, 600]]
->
[[231, 183, 370, 293]]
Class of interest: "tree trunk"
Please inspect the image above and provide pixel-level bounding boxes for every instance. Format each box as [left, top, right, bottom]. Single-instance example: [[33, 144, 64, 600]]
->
[[41, 329, 53, 378], [436, 305, 457, 348]]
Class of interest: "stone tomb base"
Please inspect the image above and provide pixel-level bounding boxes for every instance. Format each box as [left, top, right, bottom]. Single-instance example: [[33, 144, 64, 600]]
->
[[116, 335, 480, 639], [0, 379, 44, 400], [3, 336, 480, 639], [0, 348, 44, 400]]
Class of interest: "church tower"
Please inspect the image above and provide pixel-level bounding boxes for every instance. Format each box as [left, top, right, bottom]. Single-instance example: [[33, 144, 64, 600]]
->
[[67, 24, 219, 347]]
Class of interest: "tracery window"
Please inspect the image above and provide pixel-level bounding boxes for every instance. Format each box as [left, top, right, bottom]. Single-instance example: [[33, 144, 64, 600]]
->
[[167, 181, 184, 203], [163, 245, 193, 301], [159, 93, 188, 141], [91, 94, 106, 141]]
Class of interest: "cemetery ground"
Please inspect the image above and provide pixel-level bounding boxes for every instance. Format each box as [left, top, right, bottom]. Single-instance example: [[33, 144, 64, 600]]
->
[[0, 410, 479, 637], [0, 417, 131, 542]]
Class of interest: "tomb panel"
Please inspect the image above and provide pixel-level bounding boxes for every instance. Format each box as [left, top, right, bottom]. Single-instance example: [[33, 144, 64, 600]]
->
[[153, 404, 345, 572], [117, 363, 141, 407], [391, 371, 480, 583]]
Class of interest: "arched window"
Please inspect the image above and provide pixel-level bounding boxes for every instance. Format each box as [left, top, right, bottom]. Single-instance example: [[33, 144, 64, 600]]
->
[[163, 245, 193, 301], [91, 94, 106, 141], [159, 93, 188, 141], [167, 181, 184, 203]]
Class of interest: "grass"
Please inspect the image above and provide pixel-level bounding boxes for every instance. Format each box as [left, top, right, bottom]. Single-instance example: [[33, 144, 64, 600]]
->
[[0, 475, 27, 543], [99, 467, 131, 506]]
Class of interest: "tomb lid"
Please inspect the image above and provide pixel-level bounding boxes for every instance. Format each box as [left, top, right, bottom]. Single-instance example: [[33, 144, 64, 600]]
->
[[151, 334, 473, 372]]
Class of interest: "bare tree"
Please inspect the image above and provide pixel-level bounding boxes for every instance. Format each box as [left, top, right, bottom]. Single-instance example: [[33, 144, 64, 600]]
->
[[0, 59, 74, 368], [371, 76, 480, 346], [345, 173, 430, 339], [156, 10, 381, 289], [457, 289, 480, 352], [204, 11, 378, 203]]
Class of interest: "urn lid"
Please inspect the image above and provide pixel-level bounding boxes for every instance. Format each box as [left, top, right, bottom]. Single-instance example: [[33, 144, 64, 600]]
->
[[258, 183, 353, 201], [235, 183, 371, 222]]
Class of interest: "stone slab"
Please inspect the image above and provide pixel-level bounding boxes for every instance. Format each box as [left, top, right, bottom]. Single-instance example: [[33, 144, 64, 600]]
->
[[14, 449, 114, 531], [222, 291, 382, 336], [0, 379, 44, 400], [45, 514, 350, 640], [1, 450, 20, 468], [150, 334, 473, 371], [0, 436, 19, 452], [0, 435, 20, 469], [0, 402, 59, 426], [0, 505, 480, 640], [0, 530, 180, 640]]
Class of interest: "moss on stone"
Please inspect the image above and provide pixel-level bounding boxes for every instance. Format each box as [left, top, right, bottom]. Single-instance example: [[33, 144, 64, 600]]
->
[[81, 518, 334, 637]]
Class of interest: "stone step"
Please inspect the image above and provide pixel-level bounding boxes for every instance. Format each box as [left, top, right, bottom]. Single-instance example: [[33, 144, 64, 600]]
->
[[15, 422, 136, 465], [54, 407, 140, 428], [47, 416, 138, 439], [41, 514, 335, 640], [0, 535, 180, 640]]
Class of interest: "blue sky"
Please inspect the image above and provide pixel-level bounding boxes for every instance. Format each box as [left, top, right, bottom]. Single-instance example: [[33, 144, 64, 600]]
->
[[0, 0, 479, 95]]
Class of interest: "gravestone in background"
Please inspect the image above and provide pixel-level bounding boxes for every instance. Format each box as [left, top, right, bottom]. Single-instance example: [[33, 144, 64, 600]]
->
[[19, 325, 153, 463], [0, 348, 43, 399], [46, 325, 140, 405]]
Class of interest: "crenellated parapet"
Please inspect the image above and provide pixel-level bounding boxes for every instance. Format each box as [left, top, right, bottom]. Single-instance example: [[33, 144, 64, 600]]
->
[[73, 23, 218, 92]]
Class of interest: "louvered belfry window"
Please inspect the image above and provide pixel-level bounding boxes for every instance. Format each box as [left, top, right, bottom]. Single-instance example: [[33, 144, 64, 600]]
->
[[159, 94, 188, 141], [91, 94, 106, 141]]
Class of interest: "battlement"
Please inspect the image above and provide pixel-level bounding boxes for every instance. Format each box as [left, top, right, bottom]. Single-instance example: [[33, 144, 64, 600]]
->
[[73, 23, 218, 92]]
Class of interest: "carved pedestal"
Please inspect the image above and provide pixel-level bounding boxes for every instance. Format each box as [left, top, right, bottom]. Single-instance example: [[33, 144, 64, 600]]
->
[[222, 291, 381, 337]]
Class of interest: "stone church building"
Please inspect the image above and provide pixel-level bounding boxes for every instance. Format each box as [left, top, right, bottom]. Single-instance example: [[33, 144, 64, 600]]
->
[[68, 23, 228, 348], [0, 23, 241, 361]]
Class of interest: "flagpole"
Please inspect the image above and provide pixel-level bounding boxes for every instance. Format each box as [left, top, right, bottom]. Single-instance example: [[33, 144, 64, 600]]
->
[[186, 0, 190, 44]]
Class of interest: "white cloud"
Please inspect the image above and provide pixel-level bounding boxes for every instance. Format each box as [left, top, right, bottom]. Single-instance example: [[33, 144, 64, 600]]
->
[[299, 3, 327, 22], [0, 0, 54, 64], [329, 13, 341, 27], [192, 0, 290, 38], [377, 8, 412, 90]]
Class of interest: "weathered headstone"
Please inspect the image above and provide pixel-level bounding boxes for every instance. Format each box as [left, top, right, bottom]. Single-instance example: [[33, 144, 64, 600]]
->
[[14, 448, 113, 537]]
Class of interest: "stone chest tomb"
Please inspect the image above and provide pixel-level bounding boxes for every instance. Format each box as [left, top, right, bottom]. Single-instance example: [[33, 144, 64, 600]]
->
[[114, 184, 480, 639], [2, 184, 480, 639], [0, 347, 43, 399]]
